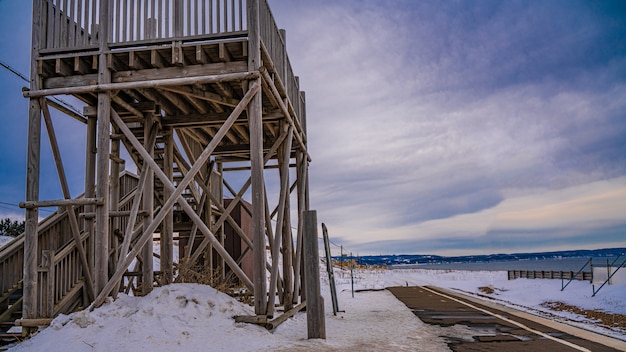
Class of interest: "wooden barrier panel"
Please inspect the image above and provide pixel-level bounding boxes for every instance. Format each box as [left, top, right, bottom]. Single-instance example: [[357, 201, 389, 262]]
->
[[507, 270, 592, 281]]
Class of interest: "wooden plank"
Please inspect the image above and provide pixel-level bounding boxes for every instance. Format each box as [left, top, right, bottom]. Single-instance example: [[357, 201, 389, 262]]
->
[[266, 301, 306, 330]]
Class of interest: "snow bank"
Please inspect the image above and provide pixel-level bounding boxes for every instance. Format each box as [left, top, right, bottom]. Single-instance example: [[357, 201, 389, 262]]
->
[[7, 267, 625, 351]]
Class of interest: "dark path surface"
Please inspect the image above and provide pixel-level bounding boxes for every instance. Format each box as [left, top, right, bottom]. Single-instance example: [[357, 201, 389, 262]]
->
[[388, 286, 621, 352]]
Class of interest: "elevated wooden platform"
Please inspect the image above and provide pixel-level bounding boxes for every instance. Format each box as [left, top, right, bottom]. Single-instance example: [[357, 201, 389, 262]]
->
[[12, 0, 320, 337]]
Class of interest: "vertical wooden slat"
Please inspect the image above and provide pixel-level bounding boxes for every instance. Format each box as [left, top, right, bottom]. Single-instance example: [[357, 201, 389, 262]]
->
[[165, 0, 170, 37], [174, 0, 181, 37], [223, 0, 227, 33], [68, 0, 75, 47], [157, 0, 162, 38], [83, 0, 90, 45], [216, 0, 220, 33], [90, 0, 97, 45], [114, 0, 120, 42], [76, 0, 83, 45], [137, 0, 141, 41], [186, 0, 191, 36], [60, 0, 68, 48], [194, 0, 198, 35], [208, 0, 213, 34], [239, 0, 242, 31], [129, 0, 135, 41], [46, 0, 54, 50], [201, 0, 206, 35], [53, 1, 61, 48]]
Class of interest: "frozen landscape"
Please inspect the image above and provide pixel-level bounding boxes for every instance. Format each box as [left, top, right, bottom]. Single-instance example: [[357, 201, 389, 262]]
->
[[5, 258, 625, 351]]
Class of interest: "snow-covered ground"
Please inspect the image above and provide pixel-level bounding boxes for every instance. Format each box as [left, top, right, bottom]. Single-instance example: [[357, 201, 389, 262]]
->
[[6, 265, 626, 351]]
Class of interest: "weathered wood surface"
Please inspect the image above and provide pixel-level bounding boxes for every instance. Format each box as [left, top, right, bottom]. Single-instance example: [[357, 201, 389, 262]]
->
[[18, 0, 311, 333]]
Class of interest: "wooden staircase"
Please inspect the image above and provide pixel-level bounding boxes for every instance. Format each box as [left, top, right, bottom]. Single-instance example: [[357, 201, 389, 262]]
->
[[0, 173, 139, 341]]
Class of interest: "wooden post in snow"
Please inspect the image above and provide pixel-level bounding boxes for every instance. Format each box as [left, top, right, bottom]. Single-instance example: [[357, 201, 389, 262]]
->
[[95, 0, 111, 294], [248, 0, 267, 316], [304, 210, 325, 339], [23, 0, 43, 326]]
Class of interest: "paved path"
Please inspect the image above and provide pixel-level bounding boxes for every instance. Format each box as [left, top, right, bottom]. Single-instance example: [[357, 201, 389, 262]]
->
[[388, 286, 624, 352]]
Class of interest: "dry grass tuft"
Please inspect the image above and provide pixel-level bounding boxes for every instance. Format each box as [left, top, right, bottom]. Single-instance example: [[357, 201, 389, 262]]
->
[[541, 301, 626, 331], [174, 259, 252, 304], [478, 286, 495, 294]]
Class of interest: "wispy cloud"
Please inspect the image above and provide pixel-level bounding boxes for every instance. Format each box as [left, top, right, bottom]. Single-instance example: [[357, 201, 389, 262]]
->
[[271, 0, 626, 254]]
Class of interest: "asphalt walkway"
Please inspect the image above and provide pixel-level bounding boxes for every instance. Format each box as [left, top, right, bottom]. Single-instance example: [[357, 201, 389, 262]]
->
[[388, 286, 625, 352]]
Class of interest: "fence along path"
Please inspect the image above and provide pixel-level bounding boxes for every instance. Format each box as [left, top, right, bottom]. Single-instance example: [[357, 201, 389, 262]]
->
[[507, 270, 592, 281]]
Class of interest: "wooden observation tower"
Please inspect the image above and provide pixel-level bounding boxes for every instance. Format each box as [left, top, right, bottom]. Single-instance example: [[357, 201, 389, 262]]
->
[[6, 0, 319, 333]]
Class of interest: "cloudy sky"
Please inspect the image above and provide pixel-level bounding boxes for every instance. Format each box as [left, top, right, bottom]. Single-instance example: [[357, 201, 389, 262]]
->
[[1, 0, 625, 255]]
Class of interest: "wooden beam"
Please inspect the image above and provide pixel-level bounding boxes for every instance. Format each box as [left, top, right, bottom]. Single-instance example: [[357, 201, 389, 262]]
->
[[160, 86, 240, 108], [19, 198, 105, 208], [28, 71, 260, 97]]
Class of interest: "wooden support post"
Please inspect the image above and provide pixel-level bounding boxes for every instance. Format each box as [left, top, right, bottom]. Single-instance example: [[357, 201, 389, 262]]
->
[[110, 129, 121, 274], [161, 127, 174, 285], [304, 210, 325, 339], [141, 114, 155, 295], [293, 151, 307, 303], [85, 115, 97, 273], [248, 0, 267, 317], [95, 0, 111, 294], [281, 127, 294, 310], [267, 125, 294, 316], [23, 0, 43, 325]]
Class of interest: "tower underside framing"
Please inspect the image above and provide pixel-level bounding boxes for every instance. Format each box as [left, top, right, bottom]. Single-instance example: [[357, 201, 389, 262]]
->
[[20, 0, 311, 326]]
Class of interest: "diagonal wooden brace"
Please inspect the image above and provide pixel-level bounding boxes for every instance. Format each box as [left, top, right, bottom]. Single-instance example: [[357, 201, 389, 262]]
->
[[91, 82, 260, 308]]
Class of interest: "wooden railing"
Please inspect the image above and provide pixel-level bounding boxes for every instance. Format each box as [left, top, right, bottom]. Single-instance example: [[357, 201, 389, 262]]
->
[[37, 0, 303, 127], [0, 172, 139, 319], [258, 0, 304, 125], [40, 0, 247, 52]]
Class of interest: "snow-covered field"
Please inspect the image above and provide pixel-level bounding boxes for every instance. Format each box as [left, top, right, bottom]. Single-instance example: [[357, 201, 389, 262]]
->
[[6, 265, 626, 351]]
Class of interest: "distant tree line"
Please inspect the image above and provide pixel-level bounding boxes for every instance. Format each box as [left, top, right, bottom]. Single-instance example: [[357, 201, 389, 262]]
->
[[0, 218, 25, 237]]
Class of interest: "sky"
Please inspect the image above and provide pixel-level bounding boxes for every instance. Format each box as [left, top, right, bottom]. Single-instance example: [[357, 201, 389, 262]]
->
[[0, 0, 625, 256]]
